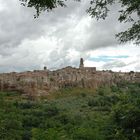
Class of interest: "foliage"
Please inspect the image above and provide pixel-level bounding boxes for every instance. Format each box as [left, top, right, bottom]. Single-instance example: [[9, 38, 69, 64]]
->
[[0, 82, 140, 139], [19, 0, 140, 44], [19, 0, 80, 18], [87, 0, 140, 44], [73, 127, 104, 140]]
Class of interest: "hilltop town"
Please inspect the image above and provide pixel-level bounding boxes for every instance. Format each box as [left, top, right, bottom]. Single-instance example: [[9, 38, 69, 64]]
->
[[0, 58, 140, 97]]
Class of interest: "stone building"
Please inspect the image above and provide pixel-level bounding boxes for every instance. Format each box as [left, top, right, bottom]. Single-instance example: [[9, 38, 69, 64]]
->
[[0, 58, 139, 96]]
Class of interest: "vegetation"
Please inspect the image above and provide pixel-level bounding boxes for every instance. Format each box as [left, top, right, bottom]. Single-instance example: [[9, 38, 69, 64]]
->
[[0, 82, 140, 139], [87, 0, 140, 44], [19, 0, 140, 44]]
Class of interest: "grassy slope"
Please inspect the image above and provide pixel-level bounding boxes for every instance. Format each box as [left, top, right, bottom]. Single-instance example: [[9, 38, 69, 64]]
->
[[0, 82, 140, 140]]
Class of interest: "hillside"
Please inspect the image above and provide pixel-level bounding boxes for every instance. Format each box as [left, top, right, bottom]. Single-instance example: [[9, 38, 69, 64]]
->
[[0, 82, 140, 140]]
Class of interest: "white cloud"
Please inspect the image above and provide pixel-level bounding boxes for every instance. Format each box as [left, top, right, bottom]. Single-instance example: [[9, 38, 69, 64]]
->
[[0, 0, 139, 73], [84, 44, 140, 72]]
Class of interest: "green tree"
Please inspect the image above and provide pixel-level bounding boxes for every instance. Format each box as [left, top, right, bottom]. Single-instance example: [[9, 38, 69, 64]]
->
[[87, 0, 140, 44], [20, 0, 140, 44], [20, 0, 80, 18]]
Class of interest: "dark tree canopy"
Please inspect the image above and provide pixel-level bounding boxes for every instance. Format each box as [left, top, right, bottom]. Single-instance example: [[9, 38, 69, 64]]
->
[[20, 0, 140, 44], [20, 0, 80, 18]]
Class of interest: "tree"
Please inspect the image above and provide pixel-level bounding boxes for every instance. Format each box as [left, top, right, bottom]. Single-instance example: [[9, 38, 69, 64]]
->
[[87, 0, 140, 44], [20, 0, 140, 44], [19, 0, 80, 18]]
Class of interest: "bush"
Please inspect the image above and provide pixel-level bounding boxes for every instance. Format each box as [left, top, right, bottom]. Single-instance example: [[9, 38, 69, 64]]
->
[[106, 87, 140, 140], [56, 113, 71, 125], [1, 83, 140, 140], [80, 92, 87, 97], [44, 104, 59, 117], [88, 98, 100, 107], [17, 101, 36, 109], [22, 130, 32, 140], [73, 127, 104, 140], [22, 115, 41, 128], [111, 85, 119, 92], [88, 96, 111, 107], [98, 86, 111, 96]]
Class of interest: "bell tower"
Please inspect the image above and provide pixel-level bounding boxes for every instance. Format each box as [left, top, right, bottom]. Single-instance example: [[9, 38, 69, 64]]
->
[[79, 58, 84, 68]]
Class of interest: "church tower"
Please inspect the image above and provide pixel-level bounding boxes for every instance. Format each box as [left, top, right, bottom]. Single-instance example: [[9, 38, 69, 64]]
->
[[79, 58, 84, 68]]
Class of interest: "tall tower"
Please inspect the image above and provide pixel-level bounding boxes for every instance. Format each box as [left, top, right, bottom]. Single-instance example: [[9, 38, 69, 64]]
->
[[79, 58, 84, 68], [44, 66, 47, 71]]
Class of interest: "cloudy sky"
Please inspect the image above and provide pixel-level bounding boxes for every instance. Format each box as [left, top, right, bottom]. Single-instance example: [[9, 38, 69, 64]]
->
[[0, 0, 139, 73]]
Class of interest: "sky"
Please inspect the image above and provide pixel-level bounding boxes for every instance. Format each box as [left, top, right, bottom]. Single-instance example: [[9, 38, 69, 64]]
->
[[0, 0, 140, 73]]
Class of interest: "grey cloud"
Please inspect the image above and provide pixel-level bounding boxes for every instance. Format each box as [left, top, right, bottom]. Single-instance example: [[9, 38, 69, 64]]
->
[[0, 0, 81, 54], [47, 48, 81, 69], [135, 55, 140, 71], [103, 61, 127, 70], [0, 0, 138, 73], [0, 47, 44, 73], [135, 65, 140, 71], [82, 4, 131, 51], [0, 0, 82, 72]]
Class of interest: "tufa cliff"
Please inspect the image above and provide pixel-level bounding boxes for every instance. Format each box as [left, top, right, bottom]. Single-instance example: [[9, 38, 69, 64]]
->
[[0, 58, 140, 97]]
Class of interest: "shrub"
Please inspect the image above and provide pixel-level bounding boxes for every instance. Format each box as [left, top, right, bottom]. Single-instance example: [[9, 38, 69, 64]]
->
[[22, 130, 32, 140], [88, 98, 99, 107], [22, 115, 41, 128], [56, 113, 71, 125], [17, 101, 36, 109], [80, 92, 87, 97], [98, 86, 111, 96], [111, 85, 119, 92], [88, 96, 109, 107], [43, 104, 59, 117], [73, 127, 104, 140]]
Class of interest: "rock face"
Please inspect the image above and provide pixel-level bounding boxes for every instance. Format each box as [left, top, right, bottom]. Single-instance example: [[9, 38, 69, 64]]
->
[[0, 58, 139, 97]]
